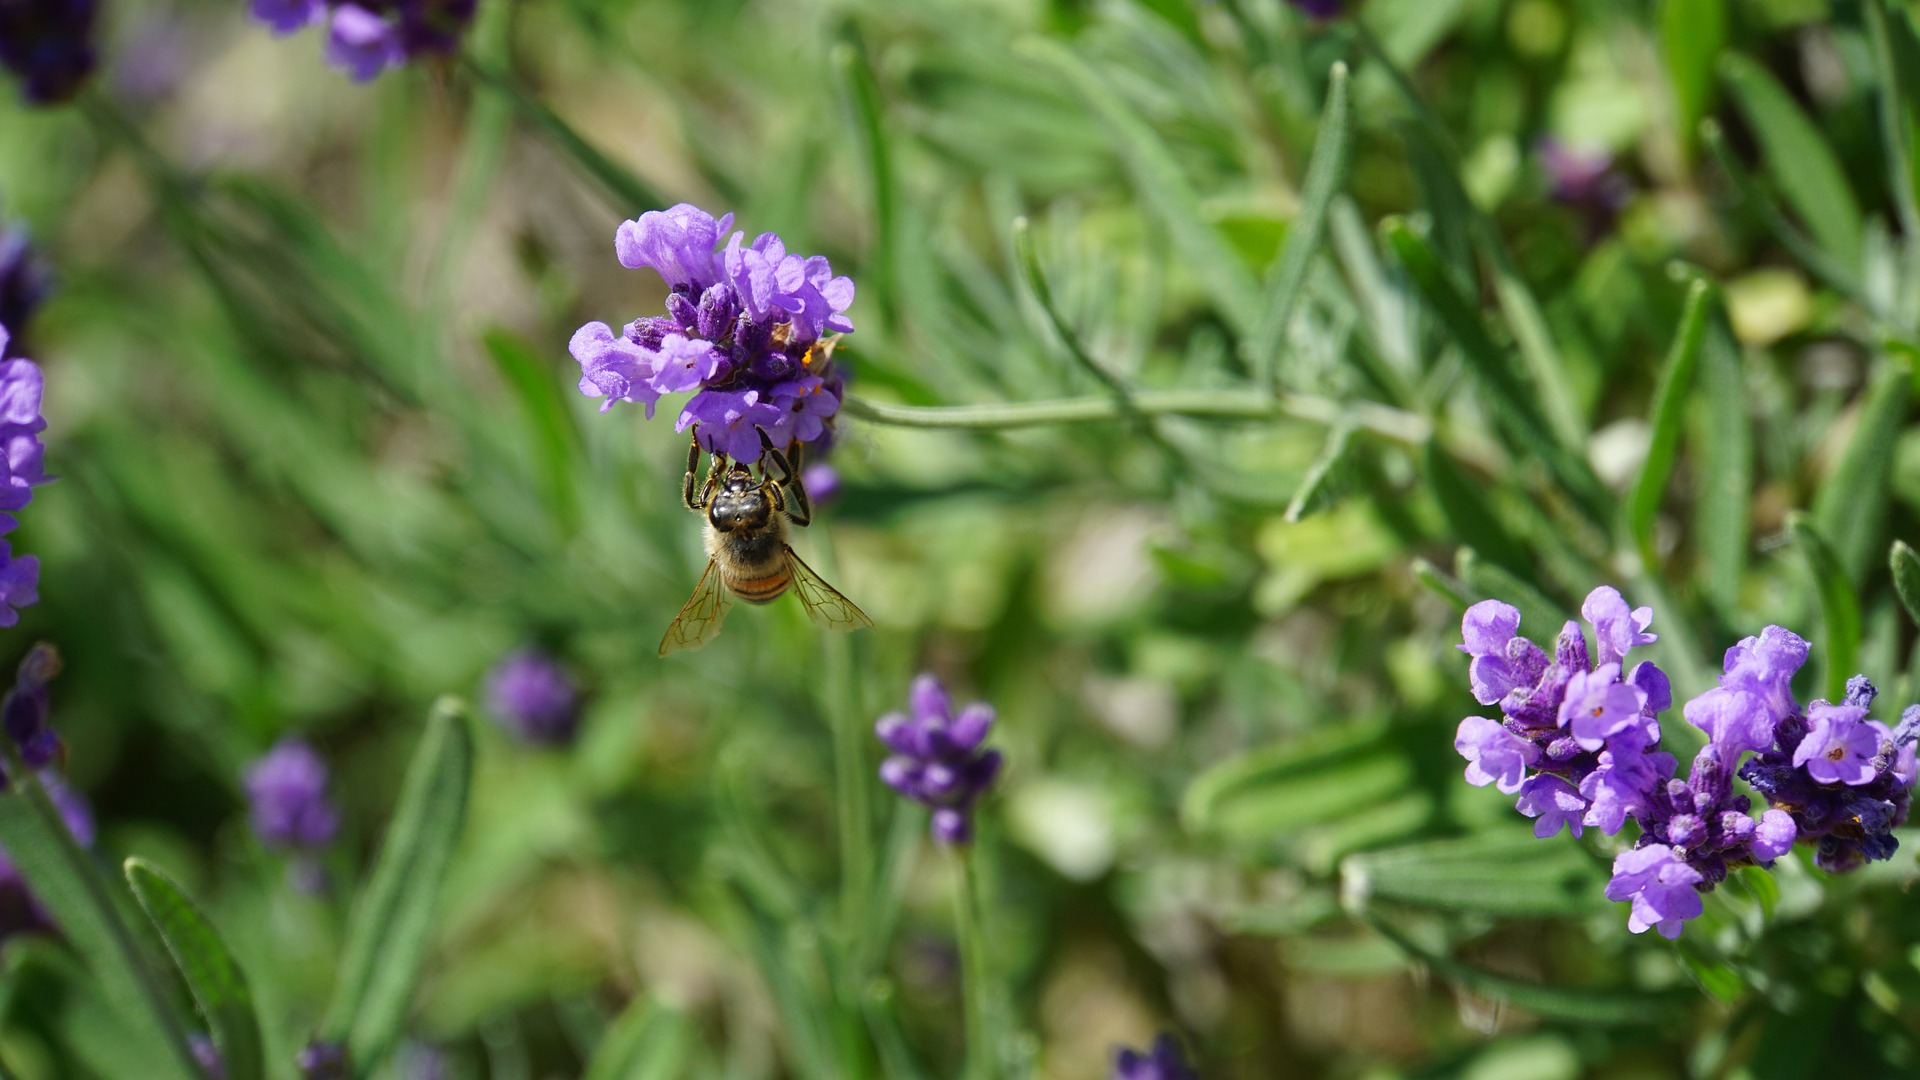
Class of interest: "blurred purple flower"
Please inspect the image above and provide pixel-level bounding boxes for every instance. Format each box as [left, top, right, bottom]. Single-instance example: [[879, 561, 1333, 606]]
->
[[249, 0, 473, 82], [800, 463, 840, 506], [0, 228, 51, 353], [0, 0, 98, 104], [1113, 1034, 1197, 1080], [245, 739, 340, 850], [2, 643, 61, 768], [574, 204, 854, 466], [484, 648, 581, 748], [876, 674, 1002, 844], [1288, 0, 1341, 17], [1536, 138, 1631, 238], [297, 1040, 350, 1080], [190, 1033, 225, 1080], [0, 329, 49, 623]]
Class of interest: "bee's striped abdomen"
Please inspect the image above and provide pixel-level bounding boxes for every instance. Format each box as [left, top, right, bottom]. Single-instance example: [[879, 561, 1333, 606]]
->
[[727, 567, 791, 604]]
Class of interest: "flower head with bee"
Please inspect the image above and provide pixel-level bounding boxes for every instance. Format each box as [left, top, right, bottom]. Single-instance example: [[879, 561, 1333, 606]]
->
[[570, 204, 853, 465]]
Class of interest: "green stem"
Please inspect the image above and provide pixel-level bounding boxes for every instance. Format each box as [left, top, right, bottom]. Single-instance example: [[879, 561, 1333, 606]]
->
[[952, 849, 993, 1080], [458, 55, 662, 214], [841, 388, 1431, 443]]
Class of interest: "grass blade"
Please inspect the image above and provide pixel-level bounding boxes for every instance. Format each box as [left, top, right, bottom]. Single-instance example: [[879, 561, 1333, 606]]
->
[[581, 999, 695, 1080], [1789, 514, 1863, 701], [1625, 278, 1713, 568], [1017, 37, 1263, 341], [1892, 541, 1920, 627], [1341, 834, 1605, 918], [322, 697, 475, 1074], [1811, 354, 1911, 584], [832, 37, 901, 333], [1285, 423, 1354, 523], [481, 329, 585, 532], [1702, 121, 1867, 307], [462, 59, 663, 216], [1662, 0, 1727, 163], [125, 859, 266, 1080], [1721, 54, 1864, 274], [1253, 62, 1352, 394], [0, 774, 201, 1080], [1692, 310, 1750, 617], [1383, 219, 1608, 521]]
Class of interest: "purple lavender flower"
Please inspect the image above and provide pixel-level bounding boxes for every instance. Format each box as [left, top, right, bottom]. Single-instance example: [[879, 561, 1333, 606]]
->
[[1112, 1034, 1197, 1080], [2, 644, 61, 768], [1535, 138, 1631, 238], [249, 0, 474, 82], [1515, 774, 1585, 838], [245, 739, 340, 850], [1580, 586, 1656, 668], [1454, 715, 1536, 794], [0, 0, 97, 104], [573, 204, 854, 466], [876, 674, 1002, 844], [800, 463, 840, 506], [1287, 0, 1341, 18], [0, 329, 49, 624], [296, 1040, 350, 1080], [1604, 845, 1702, 940], [483, 649, 581, 748], [0, 772, 91, 940], [1792, 703, 1881, 785], [190, 1033, 225, 1080], [0, 228, 51, 353]]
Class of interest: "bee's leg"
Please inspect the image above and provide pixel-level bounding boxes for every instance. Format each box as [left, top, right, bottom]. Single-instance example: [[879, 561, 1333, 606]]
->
[[682, 436, 704, 511], [702, 450, 728, 506], [759, 432, 811, 527]]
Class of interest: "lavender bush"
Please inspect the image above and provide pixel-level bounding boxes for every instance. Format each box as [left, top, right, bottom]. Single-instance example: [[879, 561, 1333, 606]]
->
[[2, 0, 1920, 1077]]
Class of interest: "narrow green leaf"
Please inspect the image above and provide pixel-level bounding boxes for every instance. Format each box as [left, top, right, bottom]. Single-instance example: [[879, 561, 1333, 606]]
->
[[1662, 0, 1727, 161], [322, 698, 475, 1074], [831, 38, 900, 332], [1692, 311, 1750, 617], [1893, 541, 1920, 628], [1702, 121, 1867, 305], [1182, 719, 1388, 833], [1720, 55, 1865, 275], [1012, 217, 1136, 406], [1789, 514, 1863, 701], [1342, 834, 1606, 918], [125, 859, 266, 1080], [1354, 910, 1675, 1024], [1422, 442, 1528, 578], [1864, 0, 1920, 254], [1812, 356, 1911, 583], [0, 775, 201, 1080], [463, 59, 662, 215], [1457, 549, 1565, 643], [481, 329, 584, 531], [581, 999, 695, 1080], [1253, 62, 1352, 394], [1626, 278, 1713, 567], [1017, 37, 1263, 340], [1285, 424, 1353, 523], [1411, 558, 1471, 613], [1383, 219, 1608, 522]]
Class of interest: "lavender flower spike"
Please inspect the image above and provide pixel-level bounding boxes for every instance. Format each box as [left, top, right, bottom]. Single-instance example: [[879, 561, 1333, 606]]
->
[[1112, 1034, 1198, 1080], [484, 648, 582, 748], [249, 0, 475, 82], [573, 204, 853, 466], [0, 227, 52, 350], [876, 674, 1002, 844], [245, 739, 341, 850]]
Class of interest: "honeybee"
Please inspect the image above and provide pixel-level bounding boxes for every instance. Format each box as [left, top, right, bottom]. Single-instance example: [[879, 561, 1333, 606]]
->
[[658, 434, 873, 656]]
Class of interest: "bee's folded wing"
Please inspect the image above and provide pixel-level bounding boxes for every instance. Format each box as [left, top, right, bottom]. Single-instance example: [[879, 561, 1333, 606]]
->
[[784, 546, 874, 632]]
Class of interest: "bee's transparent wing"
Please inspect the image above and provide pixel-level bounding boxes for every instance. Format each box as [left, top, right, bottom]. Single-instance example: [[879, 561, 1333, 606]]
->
[[659, 559, 734, 656], [784, 546, 874, 632]]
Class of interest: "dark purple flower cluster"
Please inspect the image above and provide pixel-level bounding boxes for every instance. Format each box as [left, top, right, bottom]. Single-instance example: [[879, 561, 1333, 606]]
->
[[0, 227, 51, 355], [1288, 0, 1342, 17], [571, 204, 853, 465], [2, 643, 61, 771], [0, 328, 49, 627], [1113, 1034, 1198, 1080], [0, 0, 97, 104], [876, 674, 1002, 844], [245, 738, 341, 851], [1738, 674, 1917, 872], [483, 648, 581, 748], [250, 0, 474, 82]]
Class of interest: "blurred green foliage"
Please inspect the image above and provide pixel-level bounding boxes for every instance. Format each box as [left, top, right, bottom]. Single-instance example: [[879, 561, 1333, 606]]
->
[[3, 0, 1920, 1077]]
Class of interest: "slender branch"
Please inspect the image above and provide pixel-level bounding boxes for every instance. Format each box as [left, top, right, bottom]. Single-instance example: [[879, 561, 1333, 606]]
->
[[842, 388, 1433, 443]]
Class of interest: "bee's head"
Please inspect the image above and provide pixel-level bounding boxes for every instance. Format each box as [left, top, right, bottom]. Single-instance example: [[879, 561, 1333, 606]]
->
[[709, 479, 771, 533]]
